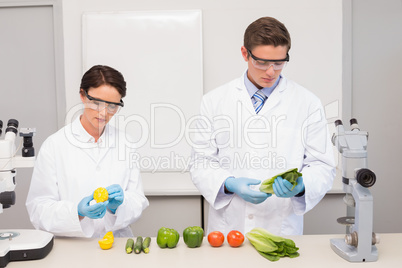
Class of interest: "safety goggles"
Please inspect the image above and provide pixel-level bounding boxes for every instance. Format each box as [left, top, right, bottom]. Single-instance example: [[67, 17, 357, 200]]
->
[[84, 90, 124, 114], [247, 49, 289, 71]]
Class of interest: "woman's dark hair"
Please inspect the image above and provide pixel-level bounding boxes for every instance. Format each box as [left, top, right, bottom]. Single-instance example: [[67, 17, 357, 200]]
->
[[80, 65, 126, 98]]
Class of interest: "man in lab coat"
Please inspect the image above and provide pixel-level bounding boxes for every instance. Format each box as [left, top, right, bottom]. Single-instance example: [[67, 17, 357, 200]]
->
[[26, 65, 149, 237], [189, 17, 335, 236]]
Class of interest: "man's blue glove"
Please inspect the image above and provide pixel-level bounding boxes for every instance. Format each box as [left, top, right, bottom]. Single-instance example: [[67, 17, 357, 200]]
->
[[225, 177, 271, 204], [77, 195, 108, 219], [106, 184, 124, 214], [273, 176, 305, 198]]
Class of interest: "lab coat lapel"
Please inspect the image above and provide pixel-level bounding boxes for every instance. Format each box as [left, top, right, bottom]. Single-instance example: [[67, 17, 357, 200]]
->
[[234, 76, 256, 116], [258, 77, 287, 115], [69, 117, 101, 163]]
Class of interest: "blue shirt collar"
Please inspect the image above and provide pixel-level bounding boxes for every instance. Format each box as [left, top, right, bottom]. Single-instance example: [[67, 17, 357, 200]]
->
[[244, 71, 281, 98]]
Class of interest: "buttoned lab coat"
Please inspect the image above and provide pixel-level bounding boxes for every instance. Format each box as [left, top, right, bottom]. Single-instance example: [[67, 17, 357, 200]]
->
[[189, 72, 336, 236], [26, 117, 149, 238]]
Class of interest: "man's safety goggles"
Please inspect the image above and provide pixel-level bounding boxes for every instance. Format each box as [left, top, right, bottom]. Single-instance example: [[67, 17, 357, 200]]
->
[[247, 49, 289, 71]]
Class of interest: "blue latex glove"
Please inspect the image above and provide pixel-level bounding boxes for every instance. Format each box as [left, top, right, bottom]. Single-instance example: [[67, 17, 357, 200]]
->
[[106, 184, 124, 214], [225, 177, 271, 204], [273, 176, 305, 198], [77, 195, 108, 219]]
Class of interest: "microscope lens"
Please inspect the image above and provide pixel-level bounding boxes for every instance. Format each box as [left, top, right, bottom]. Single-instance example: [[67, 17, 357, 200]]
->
[[5, 119, 19, 134], [7, 119, 19, 128], [356, 168, 376, 188], [334, 120, 343, 126], [350, 118, 358, 125]]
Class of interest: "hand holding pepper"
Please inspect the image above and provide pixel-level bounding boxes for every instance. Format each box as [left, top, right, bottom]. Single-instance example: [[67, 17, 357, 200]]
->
[[105, 184, 124, 214]]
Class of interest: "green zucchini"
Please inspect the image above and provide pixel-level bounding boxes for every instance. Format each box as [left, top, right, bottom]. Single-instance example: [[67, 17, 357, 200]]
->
[[134, 236, 143, 254], [142, 237, 151, 253], [125, 238, 134, 254]]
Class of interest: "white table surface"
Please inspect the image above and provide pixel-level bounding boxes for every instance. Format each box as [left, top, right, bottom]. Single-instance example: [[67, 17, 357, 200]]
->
[[5, 233, 401, 267]]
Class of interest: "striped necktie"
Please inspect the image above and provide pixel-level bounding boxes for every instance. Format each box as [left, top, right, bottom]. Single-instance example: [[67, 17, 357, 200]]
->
[[252, 90, 267, 114]]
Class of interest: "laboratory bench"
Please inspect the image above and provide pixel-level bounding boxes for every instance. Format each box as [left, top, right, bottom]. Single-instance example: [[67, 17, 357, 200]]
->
[[6, 233, 402, 267]]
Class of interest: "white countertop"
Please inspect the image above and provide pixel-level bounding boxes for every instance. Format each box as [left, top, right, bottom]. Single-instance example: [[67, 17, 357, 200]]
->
[[6, 233, 402, 267]]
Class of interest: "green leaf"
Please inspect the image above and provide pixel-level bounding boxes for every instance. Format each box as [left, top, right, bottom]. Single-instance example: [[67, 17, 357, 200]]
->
[[258, 251, 281, 262], [246, 230, 278, 253], [288, 252, 300, 258], [247, 227, 300, 262], [284, 245, 299, 254], [259, 168, 302, 194]]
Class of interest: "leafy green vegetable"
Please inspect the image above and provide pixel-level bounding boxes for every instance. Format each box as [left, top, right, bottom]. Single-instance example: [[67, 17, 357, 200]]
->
[[246, 228, 300, 262], [259, 168, 302, 194]]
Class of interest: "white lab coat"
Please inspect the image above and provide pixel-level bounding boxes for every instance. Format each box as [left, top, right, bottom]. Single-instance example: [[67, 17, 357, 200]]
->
[[26, 116, 149, 238], [189, 72, 335, 236]]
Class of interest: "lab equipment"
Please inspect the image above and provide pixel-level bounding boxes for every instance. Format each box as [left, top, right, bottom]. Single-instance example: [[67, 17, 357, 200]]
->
[[0, 119, 53, 267], [330, 118, 379, 262]]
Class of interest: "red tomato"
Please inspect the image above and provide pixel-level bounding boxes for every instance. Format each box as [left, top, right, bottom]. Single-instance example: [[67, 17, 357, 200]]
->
[[227, 230, 244, 247], [207, 231, 224, 247]]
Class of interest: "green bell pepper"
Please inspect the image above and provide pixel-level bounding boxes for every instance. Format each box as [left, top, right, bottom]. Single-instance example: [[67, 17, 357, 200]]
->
[[157, 227, 180, 248], [183, 226, 204, 248]]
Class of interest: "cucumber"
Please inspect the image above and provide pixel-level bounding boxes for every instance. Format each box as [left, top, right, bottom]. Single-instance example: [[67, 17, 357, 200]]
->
[[134, 236, 143, 254], [142, 237, 151, 254], [125, 238, 134, 254]]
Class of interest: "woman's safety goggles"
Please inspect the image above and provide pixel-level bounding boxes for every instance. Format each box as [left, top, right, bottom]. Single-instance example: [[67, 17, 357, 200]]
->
[[247, 49, 289, 71], [84, 90, 124, 114]]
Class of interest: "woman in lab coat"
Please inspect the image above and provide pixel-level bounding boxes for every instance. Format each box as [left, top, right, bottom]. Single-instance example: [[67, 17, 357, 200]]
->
[[189, 17, 335, 236], [26, 65, 149, 238]]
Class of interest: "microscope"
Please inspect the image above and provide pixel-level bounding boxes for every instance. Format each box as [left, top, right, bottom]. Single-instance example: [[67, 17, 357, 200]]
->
[[330, 118, 379, 262], [0, 119, 53, 267]]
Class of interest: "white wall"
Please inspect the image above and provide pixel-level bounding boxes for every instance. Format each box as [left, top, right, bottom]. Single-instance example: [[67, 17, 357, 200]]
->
[[305, 0, 402, 234], [351, 0, 402, 233], [62, 0, 343, 111]]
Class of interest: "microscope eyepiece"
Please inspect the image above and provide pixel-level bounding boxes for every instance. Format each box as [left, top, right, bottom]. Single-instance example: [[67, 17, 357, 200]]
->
[[356, 168, 376, 188], [350, 118, 358, 125], [5, 119, 19, 135], [350, 118, 360, 131], [334, 120, 343, 127], [7, 119, 18, 128]]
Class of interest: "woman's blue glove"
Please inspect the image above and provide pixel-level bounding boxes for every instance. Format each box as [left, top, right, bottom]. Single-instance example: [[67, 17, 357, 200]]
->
[[106, 184, 124, 214], [225, 177, 271, 204], [77, 195, 108, 219], [273, 176, 305, 198]]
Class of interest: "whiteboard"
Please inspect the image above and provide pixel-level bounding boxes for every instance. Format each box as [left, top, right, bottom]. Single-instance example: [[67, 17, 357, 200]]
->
[[83, 10, 203, 173]]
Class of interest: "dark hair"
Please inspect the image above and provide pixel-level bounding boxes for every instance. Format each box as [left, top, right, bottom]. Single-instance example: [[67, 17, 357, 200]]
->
[[244, 17, 291, 53], [80, 65, 127, 98]]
